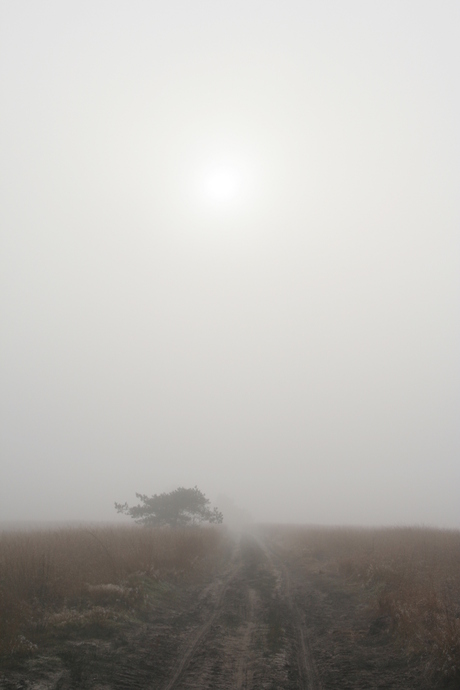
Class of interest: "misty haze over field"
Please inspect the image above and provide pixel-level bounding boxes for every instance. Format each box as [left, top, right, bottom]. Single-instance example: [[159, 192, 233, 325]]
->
[[1, 2, 459, 528]]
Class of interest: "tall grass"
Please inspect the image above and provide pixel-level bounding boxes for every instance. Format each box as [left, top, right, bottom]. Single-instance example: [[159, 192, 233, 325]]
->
[[0, 525, 227, 656], [268, 525, 460, 682]]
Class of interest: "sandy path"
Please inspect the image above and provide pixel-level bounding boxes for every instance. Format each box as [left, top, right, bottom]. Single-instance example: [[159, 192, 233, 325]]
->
[[257, 536, 322, 690], [160, 533, 316, 689], [161, 555, 241, 690]]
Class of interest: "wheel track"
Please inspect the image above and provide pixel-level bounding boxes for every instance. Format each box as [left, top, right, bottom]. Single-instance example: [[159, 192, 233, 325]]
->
[[256, 536, 322, 690], [235, 585, 257, 690], [94, 533, 323, 690], [160, 556, 241, 690]]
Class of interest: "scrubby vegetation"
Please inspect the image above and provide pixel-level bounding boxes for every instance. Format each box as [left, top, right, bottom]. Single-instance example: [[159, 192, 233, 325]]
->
[[0, 525, 227, 657], [3, 522, 460, 686], [268, 525, 460, 683]]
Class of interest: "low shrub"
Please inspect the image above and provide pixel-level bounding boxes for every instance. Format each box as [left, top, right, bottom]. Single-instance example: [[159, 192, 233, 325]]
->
[[0, 524, 227, 656], [266, 525, 460, 682]]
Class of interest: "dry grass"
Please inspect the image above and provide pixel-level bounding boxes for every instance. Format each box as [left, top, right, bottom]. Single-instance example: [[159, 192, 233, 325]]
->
[[267, 524, 460, 682], [0, 524, 227, 656]]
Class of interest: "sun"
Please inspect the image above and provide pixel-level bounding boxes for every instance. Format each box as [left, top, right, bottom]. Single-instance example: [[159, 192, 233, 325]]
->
[[200, 166, 242, 206], [183, 153, 258, 225]]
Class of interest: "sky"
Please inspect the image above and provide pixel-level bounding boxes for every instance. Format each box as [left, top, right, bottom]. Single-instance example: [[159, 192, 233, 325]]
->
[[1, 1, 459, 527]]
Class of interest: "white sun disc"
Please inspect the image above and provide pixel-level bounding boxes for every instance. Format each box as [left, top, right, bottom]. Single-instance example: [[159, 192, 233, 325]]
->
[[202, 167, 240, 204]]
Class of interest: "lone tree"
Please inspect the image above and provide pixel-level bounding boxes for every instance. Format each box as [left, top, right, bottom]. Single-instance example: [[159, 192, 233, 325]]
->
[[115, 486, 223, 527]]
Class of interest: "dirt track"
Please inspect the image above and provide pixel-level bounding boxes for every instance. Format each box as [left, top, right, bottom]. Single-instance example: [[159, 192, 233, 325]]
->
[[1, 532, 433, 689], [158, 534, 321, 690]]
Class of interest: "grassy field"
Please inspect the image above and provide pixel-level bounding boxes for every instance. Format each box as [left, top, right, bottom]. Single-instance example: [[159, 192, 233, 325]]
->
[[0, 524, 228, 657], [266, 524, 460, 681], [1, 524, 459, 684]]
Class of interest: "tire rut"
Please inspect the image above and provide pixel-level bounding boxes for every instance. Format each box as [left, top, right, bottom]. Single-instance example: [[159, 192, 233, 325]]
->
[[161, 557, 241, 690], [161, 533, 318, 690], [234, 586, 256, 690], [256, 536, 322, 690]]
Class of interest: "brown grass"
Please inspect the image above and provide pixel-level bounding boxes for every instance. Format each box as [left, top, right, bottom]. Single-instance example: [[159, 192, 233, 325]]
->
[[266, 524, 460, 682], [0, 524, 227, 656]]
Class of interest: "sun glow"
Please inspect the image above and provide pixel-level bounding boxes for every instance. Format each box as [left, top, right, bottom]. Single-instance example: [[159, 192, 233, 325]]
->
[[183, 152, 261, 227], [201, 166, 241, 205]]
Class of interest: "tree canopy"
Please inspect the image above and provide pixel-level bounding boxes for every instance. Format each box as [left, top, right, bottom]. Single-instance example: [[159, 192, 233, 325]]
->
[[115, 486, 223, 527]]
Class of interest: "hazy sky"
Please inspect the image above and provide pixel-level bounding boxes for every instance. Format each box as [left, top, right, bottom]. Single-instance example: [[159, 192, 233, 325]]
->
[[1, 1, 459, 527]]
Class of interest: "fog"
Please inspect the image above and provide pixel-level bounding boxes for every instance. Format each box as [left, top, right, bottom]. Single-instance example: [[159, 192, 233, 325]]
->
[[1, 2, 459, 528]]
